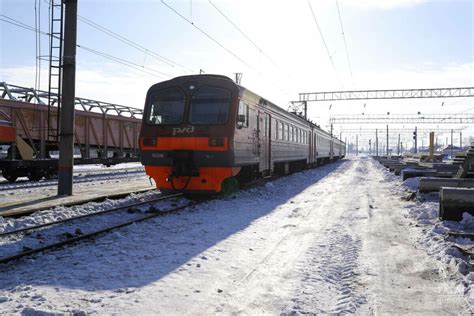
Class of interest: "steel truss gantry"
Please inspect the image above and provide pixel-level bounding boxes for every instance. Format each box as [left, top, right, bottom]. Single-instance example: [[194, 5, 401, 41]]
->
[[0, 82, 143, 118], [329, 113, 474, 124], [339, 128, 467, 134], [298, 87, 474, 102]]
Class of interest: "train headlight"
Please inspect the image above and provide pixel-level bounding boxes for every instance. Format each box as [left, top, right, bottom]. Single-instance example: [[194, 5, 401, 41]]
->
[[209, 137, 224, 147]]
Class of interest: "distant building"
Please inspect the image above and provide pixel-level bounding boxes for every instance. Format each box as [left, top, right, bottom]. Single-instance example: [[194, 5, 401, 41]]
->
[[442, 145, 464, 157]]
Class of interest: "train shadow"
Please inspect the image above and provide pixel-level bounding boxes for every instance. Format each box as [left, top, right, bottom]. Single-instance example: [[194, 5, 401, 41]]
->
[[0, 159, 348, 293]]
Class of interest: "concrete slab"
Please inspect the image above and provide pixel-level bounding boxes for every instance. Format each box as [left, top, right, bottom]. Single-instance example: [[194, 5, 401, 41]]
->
[[419, 178, 474, 192], [440, 187, 474, 221], [401, 169, 438, 181]]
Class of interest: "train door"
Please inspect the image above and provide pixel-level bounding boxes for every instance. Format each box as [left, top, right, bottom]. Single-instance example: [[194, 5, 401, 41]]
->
[[258, 111, 271, 172], [309, 131, 313, 164], [313, 133, 317, 164], [330, 138, 334, 160]]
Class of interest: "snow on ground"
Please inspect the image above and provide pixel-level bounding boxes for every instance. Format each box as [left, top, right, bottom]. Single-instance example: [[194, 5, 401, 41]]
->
[[0, 157, 471, 314], [0, 165, 151, 213], [372, 161, 474, 307], [0, 162, 145, 191]]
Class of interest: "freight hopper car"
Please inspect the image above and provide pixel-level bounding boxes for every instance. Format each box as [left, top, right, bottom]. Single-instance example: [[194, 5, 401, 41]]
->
[[139, 75, 345, 194], [0, 83, 142, 182]]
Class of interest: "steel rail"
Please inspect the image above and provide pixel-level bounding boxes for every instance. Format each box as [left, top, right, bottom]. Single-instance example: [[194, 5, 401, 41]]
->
[[0, 200, 193, 265], [0, 194, 190, 265], [0, 169, 145, 191], [0, 193, 181, 238]]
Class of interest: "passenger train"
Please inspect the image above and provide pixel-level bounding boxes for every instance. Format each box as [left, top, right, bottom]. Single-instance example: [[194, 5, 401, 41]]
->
[[139, 75, 345, 194]]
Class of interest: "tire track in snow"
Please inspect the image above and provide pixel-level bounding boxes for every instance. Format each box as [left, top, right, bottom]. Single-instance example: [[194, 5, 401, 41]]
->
[[286, 223, 366, 314], [282, 160, 368, 314]]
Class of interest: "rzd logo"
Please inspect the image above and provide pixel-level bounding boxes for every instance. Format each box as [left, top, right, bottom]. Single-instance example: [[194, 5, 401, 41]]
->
[[172, 126, 195, 135]]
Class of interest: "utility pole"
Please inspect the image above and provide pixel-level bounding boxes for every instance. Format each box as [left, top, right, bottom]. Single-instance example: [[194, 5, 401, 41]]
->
[[397, 134, 400, 156], [450, 129, 454, 158], [58, 0, 77, 196], [345, 137, 347, 156], [375, 129, 378, 157], [386, 125, 389, 156], [429, 131, 434, 161], [413, 126, 418, 154], [356, 134, 358, 156], [369, 139, 372, 155]]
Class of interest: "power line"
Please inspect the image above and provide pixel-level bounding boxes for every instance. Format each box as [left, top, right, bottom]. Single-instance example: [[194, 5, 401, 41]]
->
[[0, 14, 169, 79], [76, 15, 195, 74], [307, 0, 343, 88], [43, 0, 194, 73], [161, 0, 254, 70], [335, 0, 354, 83], [78, 45, 171, 78], [208, 0, 278, 68]]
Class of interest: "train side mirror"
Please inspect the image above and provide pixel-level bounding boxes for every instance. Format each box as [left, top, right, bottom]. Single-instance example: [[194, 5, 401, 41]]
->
[[237, 114, 246, 128]]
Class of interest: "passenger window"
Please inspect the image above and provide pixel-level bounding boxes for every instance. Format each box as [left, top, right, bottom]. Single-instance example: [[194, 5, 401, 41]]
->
[[237, 101, 249, 128], [279, 122, 284, 140], [147, 87, 185, 125]]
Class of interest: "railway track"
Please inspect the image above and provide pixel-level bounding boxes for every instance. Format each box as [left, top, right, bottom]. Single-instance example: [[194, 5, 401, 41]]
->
[[0, 168, 145, 192], [0, 192, 195, 265]]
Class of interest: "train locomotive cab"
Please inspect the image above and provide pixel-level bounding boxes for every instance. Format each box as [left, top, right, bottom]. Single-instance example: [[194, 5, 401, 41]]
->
[[139, 75, 241, 194]]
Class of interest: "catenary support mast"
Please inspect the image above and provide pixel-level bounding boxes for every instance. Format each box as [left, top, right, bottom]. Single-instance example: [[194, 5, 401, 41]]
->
[[58, 0, 77, 196]]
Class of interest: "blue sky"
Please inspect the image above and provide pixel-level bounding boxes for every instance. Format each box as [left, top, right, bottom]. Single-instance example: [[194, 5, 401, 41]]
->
[[0, 0, 473, 144], [1, 1, 472, 69]]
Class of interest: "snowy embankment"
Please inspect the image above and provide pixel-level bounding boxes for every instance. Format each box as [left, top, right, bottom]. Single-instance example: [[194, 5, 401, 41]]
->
[[373, 161, 474, 305], [0, 157, 470, 314]]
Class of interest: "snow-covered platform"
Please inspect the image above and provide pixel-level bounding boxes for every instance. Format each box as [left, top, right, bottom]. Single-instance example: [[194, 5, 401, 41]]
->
[[0, 177, 155, 217]]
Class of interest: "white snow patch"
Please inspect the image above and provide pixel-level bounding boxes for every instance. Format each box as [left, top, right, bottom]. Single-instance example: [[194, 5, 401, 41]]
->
[[375, 158, 474, 305], [403, 176, 420, 192]]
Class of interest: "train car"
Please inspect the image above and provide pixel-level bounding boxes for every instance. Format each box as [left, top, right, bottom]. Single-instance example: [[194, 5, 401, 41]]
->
[[0, 83, 142, 182], [139, 74, 345, 194]]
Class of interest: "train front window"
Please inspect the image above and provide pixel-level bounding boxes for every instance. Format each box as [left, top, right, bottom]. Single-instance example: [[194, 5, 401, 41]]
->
[[147, 87, 185, 125], [189, 86, 230, 125]]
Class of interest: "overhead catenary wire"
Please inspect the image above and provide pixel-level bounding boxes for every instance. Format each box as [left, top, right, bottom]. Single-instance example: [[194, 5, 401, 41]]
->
[[307, 0, 343, 89], [0, 14, 169, 79], [161, 0, 295, 97], [78, 45, 172, 78], [76, 15, 195, 74], [43, 0, 194, 74], [208, 0, 278, 68], [335, 0, 354, 84], [161, 0, 254, 70]]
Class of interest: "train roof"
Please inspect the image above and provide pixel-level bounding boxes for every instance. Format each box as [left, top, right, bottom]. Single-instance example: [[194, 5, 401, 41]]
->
[[152, 74, 343, 144], [237, 83, 339, 142]]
